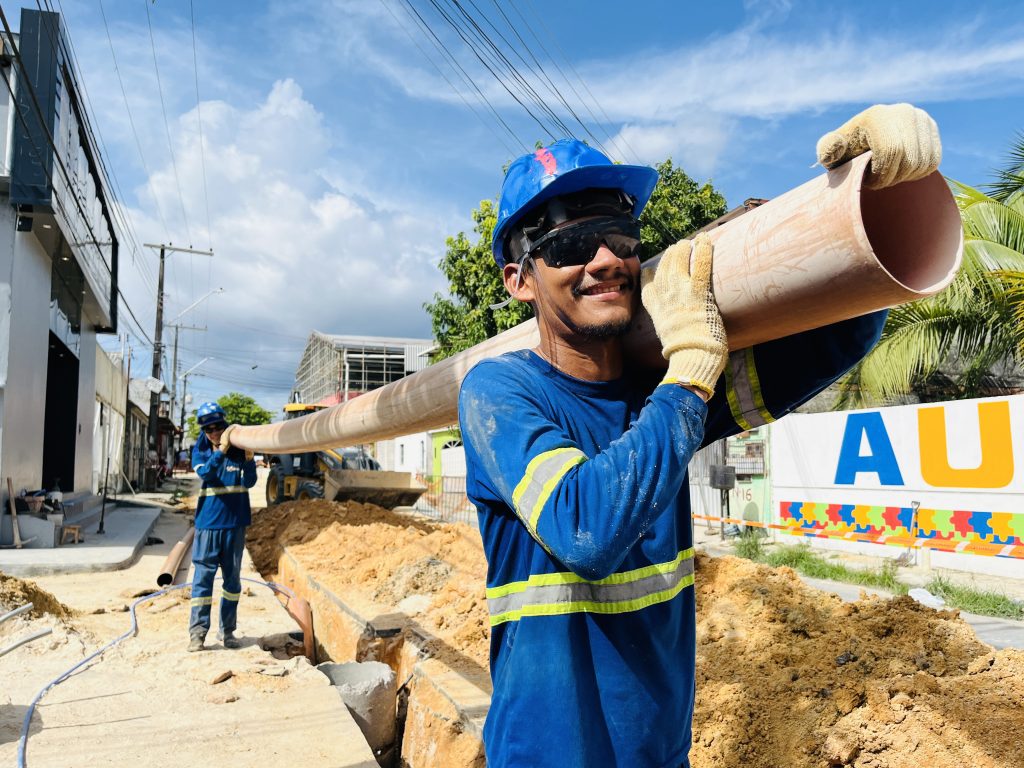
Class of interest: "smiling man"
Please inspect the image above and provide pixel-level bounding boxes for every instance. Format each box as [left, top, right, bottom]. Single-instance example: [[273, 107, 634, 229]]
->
[[457, 105, 941, 768]]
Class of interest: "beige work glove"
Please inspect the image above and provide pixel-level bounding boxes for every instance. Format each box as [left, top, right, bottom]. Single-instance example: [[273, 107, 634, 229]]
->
[[218, 425, 254, 461], [217, 424, 238, 452], [816, 104, 941, 189], [640, 234, 728, 399]]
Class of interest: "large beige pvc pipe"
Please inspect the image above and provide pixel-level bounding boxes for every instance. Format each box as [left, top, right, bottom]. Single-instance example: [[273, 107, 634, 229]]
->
[[157, 526, 195, 587], [232, 152, 963, 454]]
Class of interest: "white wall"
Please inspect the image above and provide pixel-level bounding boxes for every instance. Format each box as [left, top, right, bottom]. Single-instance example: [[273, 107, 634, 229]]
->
[[93, 346, 127, 493], [72, 326, 96, 492], [770, 395, 1024, 579], [0, 213, 53, 494], [376, 433, 430, 474]]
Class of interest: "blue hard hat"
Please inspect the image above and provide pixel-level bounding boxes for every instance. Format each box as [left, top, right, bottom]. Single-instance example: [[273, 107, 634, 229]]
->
[[491, 139, 659, 267], [196, 401, 227, 427]]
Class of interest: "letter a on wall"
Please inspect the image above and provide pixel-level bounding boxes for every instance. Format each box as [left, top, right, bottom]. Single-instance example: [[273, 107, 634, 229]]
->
[[834, 412, 905, 485]]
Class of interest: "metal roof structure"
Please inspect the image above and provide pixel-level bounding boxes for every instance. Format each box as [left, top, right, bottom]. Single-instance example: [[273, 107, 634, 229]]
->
[[292, 331, 434, 406]]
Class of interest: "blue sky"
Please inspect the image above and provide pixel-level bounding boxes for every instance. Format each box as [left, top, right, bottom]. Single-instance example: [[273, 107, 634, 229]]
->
[[18, 0, 1024, 415]]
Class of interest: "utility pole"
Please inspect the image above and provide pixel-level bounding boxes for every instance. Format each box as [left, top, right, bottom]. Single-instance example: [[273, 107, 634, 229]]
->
[[143, 243, 213, 489], [178, 358, 212, 457], [166, 288, 223, 459], [167, 322, 204, 464]]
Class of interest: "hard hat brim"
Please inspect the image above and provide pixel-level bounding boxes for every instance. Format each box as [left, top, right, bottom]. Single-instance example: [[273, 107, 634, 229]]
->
[[492, 163, 659, 267]]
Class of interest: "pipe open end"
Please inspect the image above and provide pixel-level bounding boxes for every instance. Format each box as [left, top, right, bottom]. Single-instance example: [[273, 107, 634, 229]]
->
[[860, 170, 964, 295]]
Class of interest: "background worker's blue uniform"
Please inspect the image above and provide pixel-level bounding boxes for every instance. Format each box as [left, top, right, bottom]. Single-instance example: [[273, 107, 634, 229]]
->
[[459, 311, 887, 768], [190, 433, 258, 637]]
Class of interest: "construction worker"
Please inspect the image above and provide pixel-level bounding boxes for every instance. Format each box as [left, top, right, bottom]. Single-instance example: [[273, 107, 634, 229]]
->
[[458, 105, 941, 767], [188, 401, 257, 652]]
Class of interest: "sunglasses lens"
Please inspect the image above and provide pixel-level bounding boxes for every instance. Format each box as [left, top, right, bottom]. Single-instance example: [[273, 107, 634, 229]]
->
[[534, 218, 641, 268]]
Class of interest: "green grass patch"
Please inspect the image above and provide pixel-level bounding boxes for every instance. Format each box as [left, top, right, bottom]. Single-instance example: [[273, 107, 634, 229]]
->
[[731, 539, 909, 595], [925, 574, 1024, 620], [730, 539, 1024, 619], [732, 530, 765, 561], [763, 545, 909, 594]]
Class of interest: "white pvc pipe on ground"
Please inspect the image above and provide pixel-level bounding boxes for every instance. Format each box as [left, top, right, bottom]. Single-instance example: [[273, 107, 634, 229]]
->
[[231, 152, 963, 454]]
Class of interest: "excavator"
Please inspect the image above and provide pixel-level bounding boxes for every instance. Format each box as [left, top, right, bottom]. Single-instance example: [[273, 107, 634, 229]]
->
[[264, 403, 427, 509]]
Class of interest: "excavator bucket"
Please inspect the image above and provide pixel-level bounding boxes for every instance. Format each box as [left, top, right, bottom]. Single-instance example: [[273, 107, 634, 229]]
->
[[323, 469, 427, 509]]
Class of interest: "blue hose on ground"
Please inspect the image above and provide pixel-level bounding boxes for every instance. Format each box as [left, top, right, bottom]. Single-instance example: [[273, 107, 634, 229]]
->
[[17, 576, 297, 768]]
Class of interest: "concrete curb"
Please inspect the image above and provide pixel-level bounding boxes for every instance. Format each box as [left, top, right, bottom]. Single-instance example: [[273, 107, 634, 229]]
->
[[0, 507, 162, 577]]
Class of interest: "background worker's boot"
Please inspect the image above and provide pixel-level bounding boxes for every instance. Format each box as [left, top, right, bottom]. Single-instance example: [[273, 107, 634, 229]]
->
[[188, 632, 206, 652], [219, 630, 241, 649]]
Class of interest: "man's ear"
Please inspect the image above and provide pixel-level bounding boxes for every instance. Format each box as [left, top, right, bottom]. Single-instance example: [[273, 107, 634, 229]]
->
[[502, 262, 535, 303]]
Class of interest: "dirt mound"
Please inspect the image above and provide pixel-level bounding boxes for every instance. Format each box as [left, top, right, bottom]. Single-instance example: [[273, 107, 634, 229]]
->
[[691, 554, 1023, 768], [0, 572, 72, 618], [248, 500, 488, 667], [247, 502, 1024, 767]]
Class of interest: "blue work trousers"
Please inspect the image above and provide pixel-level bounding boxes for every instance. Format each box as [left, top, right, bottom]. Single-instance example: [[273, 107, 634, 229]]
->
[[189, 526, 246, 636]]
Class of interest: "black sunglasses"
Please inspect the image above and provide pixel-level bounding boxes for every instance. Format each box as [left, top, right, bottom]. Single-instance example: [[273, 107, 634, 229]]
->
[[202, 422, 227, 433], [522, 216, 642, 268]]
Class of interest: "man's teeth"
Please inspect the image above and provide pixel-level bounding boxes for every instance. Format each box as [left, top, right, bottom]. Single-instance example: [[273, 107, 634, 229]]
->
[[584, 284, 622, 295]]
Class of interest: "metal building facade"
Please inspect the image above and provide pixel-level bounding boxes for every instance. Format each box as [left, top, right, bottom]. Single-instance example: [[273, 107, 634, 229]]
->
[[292, 332, 434, 406]]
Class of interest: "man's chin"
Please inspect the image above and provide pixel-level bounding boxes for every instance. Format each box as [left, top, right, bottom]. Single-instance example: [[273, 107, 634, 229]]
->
[[575, 316, 633, 339]]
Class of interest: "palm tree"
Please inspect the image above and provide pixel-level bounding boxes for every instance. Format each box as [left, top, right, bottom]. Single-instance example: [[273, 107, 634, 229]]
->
[[835, 138, 1024, 408]]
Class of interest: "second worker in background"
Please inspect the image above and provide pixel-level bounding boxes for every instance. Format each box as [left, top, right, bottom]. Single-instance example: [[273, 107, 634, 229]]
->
[[188, 401, 258, 652]]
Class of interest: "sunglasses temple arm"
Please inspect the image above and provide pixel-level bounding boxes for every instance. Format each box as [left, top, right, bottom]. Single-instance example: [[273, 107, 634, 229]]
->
[[489, 264, 526, 311]]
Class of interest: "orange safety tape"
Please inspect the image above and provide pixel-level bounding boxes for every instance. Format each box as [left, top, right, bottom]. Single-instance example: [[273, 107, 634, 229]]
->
[[690, 513, 1024, 560]]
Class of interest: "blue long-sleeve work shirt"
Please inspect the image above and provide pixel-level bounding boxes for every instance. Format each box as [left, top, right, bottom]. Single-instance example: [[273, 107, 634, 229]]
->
[[191, 433, 258, 530], [459, 311, 887, 768]]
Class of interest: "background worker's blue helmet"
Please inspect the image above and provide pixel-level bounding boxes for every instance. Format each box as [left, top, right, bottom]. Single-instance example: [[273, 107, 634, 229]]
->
[[196, 401, 227, 427], [491, 139, 660, 268]]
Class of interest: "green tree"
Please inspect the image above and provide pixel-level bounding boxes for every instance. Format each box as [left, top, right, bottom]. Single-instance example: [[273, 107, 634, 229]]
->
[[425, 159, 727, 360], [185, 392, 274, 439], [836, 143, 1024, 408]]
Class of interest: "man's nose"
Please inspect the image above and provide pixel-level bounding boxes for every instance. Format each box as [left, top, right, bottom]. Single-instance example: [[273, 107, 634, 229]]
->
[[587, 242, 622, 272]]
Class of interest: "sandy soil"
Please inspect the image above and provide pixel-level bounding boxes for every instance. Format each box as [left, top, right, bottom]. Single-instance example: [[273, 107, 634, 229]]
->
[[249, 499, 1024, 768], [0, 511, 375, 768], [248, 499, 490, 669]]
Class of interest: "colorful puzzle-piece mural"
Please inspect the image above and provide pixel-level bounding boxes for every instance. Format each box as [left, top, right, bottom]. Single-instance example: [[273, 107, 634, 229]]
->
[[779, 502, 1023, 554]]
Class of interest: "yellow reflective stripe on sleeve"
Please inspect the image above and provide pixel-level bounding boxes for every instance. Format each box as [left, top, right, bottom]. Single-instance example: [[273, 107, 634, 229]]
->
[[221, 590, 240, 602], [511, 447, 588, 532], [725, 348, 775, 430], [486, 548, 695, 626], [199, 485, 248, 497]]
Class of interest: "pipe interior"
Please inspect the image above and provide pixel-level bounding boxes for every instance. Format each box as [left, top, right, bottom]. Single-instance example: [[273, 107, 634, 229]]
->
[[860, 170, 964, 293]]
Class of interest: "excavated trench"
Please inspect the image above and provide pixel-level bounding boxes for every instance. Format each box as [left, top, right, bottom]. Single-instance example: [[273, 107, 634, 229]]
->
[[246, 500, 1024, 768]]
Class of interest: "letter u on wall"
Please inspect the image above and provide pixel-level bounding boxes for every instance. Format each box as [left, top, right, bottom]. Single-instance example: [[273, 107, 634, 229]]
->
[[918, 401, 1014, 488]]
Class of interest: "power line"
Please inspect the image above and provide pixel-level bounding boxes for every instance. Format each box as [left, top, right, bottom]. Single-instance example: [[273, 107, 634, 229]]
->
[[378, 0, 519, 156], [398, 0, 527, 152], [427, 0, 555, 142], [446, 0, 573, 140], [515, 0, 641, 164], [143, 0, 193, 246], [0, 11, 157, 351], [97, 0, 172, 247], [36, 0, 159, 299], [189, 0, 213, 251], [482, 0, 612, 157]]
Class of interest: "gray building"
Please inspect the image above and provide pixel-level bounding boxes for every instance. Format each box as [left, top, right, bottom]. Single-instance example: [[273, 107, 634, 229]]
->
[[292, 332, 433, 406], [0, 9, 119, 502]]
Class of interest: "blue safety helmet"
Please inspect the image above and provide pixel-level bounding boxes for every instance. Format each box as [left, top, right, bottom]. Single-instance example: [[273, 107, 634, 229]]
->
[[491, 139, 659, 268], [196, 401, 227, 427]]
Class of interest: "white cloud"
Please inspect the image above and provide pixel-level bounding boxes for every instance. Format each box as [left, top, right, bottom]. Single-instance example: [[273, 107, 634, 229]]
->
[[117, 79, 455, 410]]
